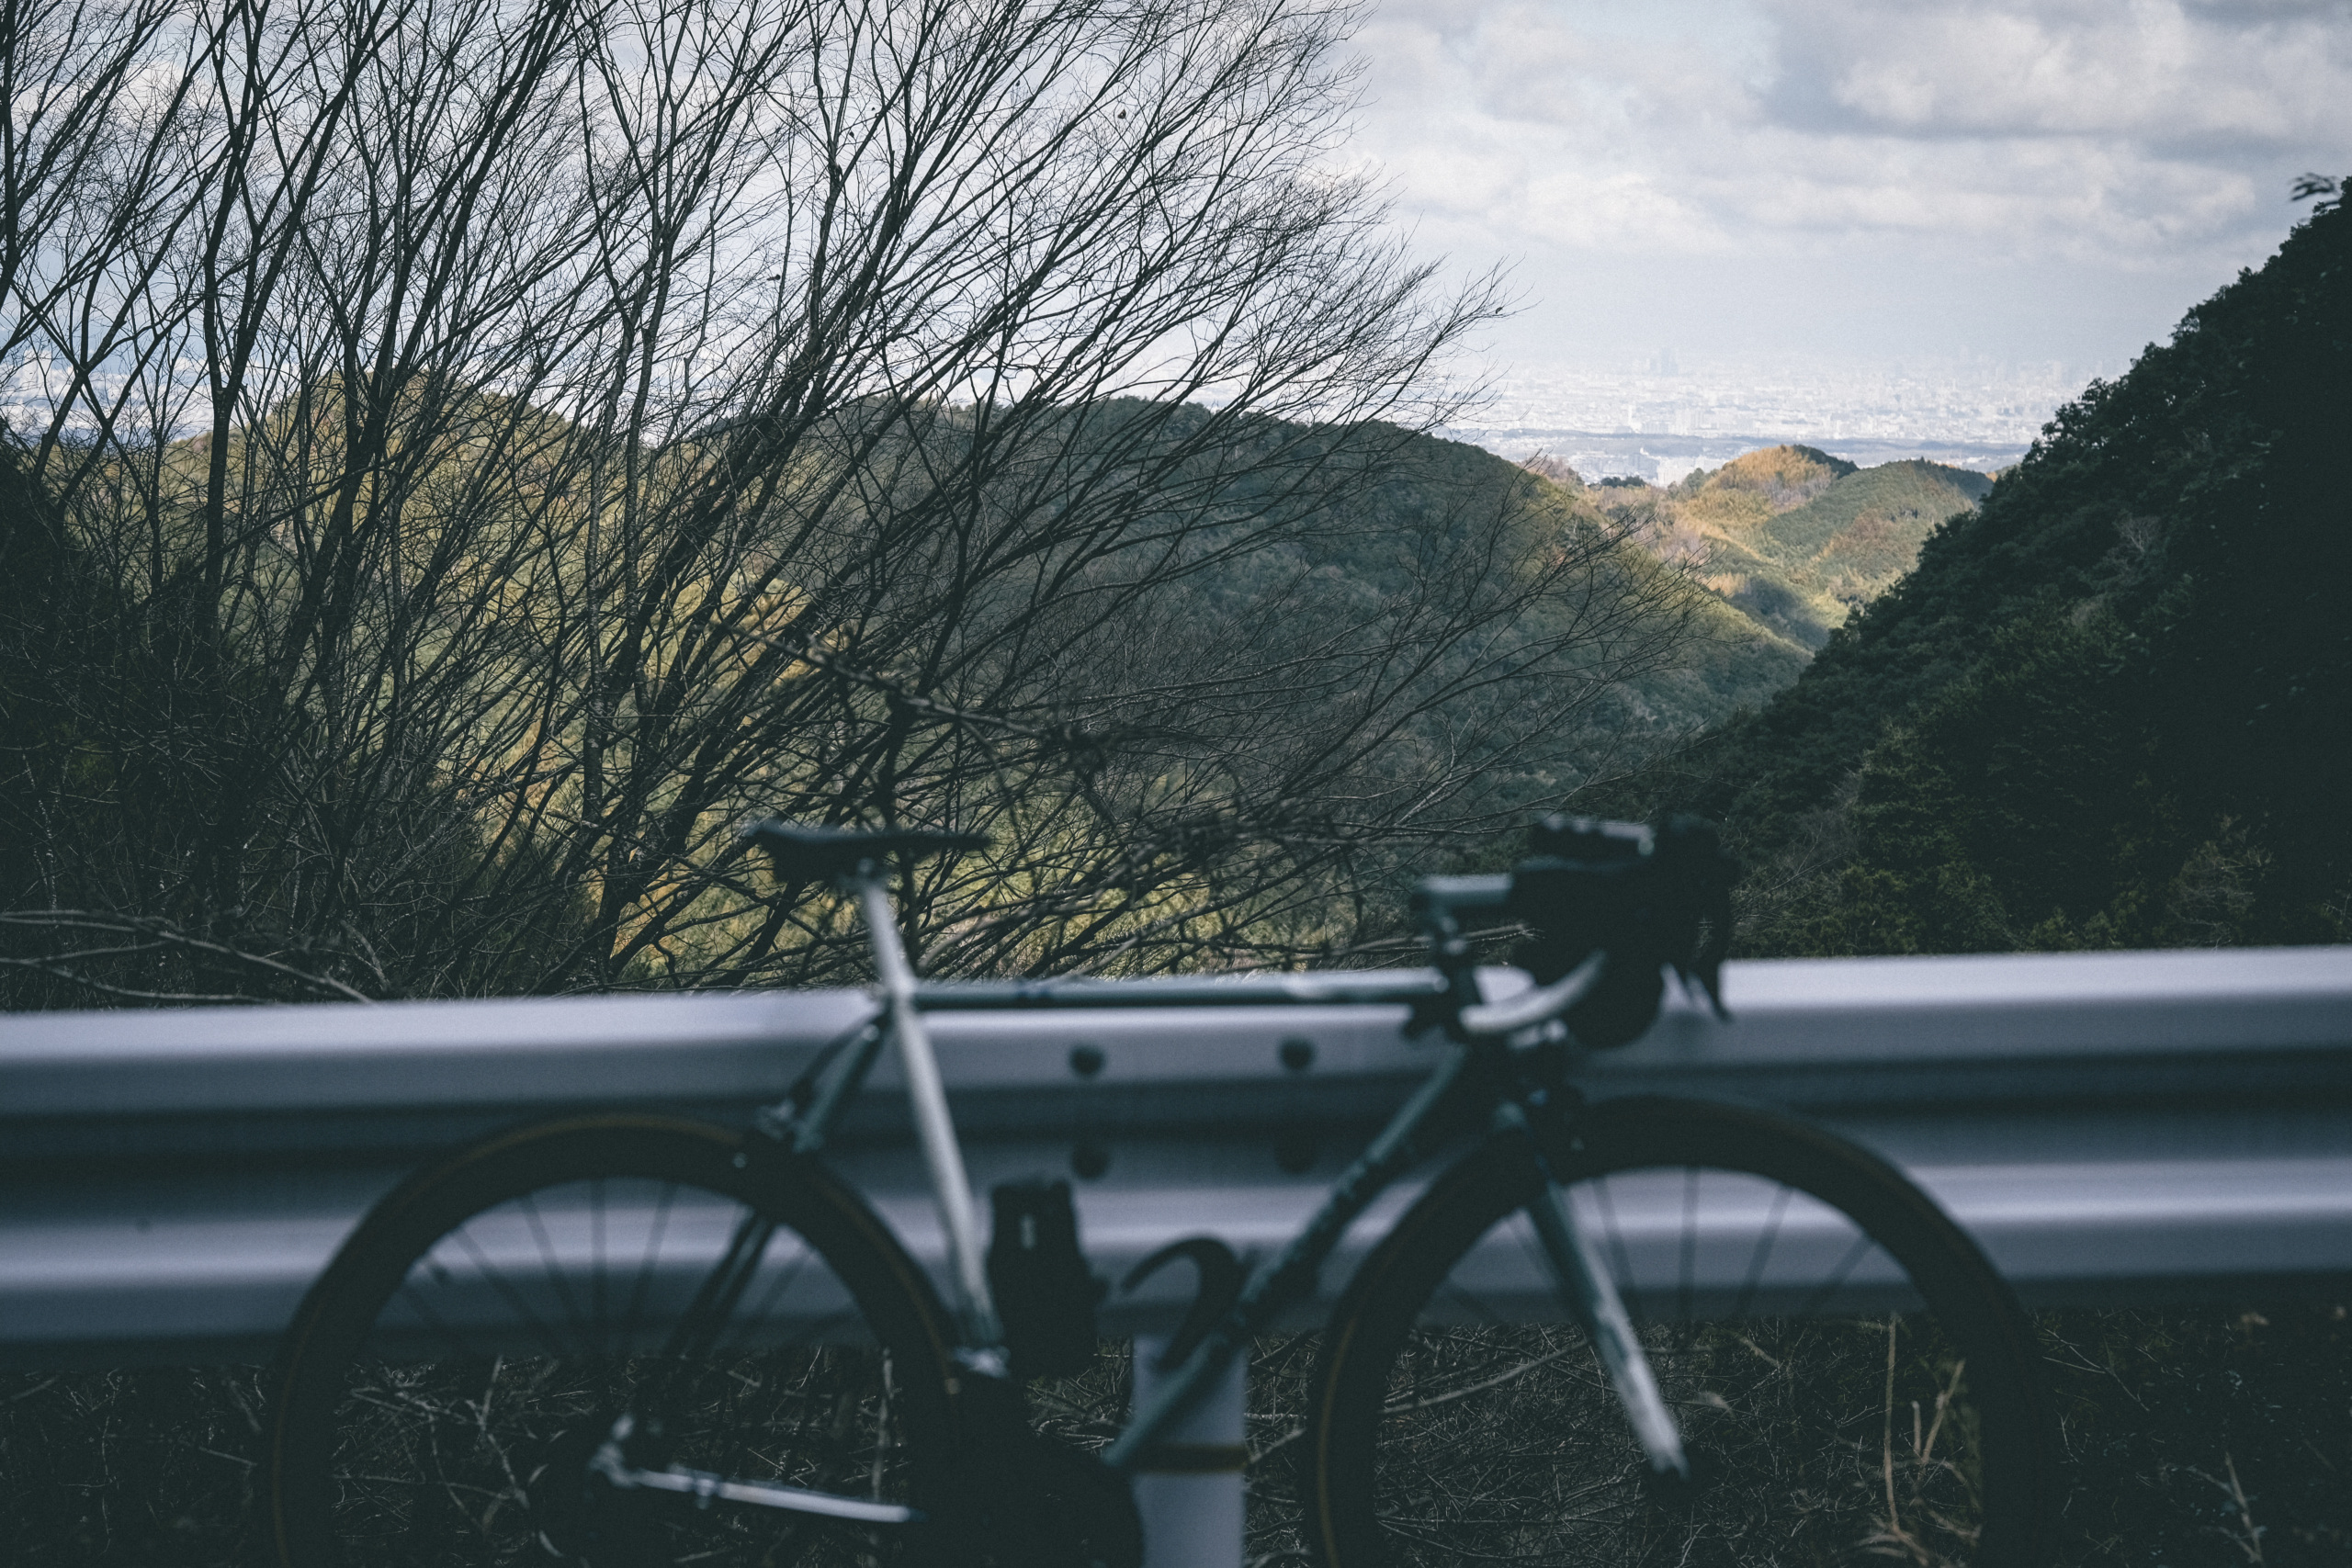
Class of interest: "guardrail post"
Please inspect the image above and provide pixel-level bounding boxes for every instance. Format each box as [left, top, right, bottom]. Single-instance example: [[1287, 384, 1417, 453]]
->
[[1130, 1335, 1249, 1568]]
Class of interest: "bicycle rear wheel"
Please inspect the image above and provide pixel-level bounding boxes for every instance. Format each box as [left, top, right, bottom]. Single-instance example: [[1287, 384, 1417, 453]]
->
[[268, 1116, 959, 1568], [1306, 1096, 2054, 1568]]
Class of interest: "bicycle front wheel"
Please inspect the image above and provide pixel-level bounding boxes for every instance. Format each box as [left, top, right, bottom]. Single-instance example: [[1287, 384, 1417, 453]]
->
[[1306, 1096, 2054, 1568], [268, 1116, 960, 1568]]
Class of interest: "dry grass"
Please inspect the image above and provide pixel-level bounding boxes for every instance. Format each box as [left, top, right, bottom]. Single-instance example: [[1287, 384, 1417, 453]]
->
[[0, 1364, 268, 1565], [2042, 1304, 2352, 1566], [300, 1348, 923, 1566], [1286, 1317, 1983, 1568], [6, 1304, 2348, 1564]]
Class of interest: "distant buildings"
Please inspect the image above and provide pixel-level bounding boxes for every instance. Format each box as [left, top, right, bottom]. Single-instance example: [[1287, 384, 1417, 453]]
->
[[1452, 353, 2081, 482]]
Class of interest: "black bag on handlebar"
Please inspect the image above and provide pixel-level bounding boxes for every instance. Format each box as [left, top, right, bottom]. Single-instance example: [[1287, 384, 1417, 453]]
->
[[1508, 814, 1737, 1049]]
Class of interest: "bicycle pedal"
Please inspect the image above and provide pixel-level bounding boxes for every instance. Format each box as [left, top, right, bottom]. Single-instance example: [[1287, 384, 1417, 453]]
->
[[951, 1430, 1140, 1568]]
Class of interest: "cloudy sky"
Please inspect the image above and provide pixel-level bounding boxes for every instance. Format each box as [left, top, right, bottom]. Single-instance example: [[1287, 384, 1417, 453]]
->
[[1346, 0, 2352, 381]]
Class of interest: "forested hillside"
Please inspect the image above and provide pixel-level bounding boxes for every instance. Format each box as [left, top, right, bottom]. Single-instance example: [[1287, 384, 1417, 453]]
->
[[1403, 438, 1812, 737], [1569, 446, 1992, 649], [0, 409, 1798, 1004], [1613, 197, 2352, 955]]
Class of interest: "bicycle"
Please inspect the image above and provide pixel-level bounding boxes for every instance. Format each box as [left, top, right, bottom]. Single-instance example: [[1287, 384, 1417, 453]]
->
[[266, 815, 2057, 1567]]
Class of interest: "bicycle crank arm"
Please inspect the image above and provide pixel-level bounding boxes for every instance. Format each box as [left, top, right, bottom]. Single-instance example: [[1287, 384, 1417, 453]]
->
[[594, 1446, 921, 1524]]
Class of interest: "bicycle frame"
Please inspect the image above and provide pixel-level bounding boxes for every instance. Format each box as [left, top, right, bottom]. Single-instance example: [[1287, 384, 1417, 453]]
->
[[600, 863, 1690, 1524], [876, 873, 1673, 1472]]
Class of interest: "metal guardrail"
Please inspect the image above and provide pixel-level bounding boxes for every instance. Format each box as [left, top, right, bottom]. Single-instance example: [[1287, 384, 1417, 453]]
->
[[4, 946, 2350, 1369]]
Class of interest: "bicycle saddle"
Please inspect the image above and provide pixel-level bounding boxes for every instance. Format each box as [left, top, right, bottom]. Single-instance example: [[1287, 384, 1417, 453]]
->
[[742, 818, 989, 883]]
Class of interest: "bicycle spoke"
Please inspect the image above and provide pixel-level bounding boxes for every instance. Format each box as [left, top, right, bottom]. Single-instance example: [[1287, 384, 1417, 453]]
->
[[1678, 1166, 1699, 1325], [283, 1141, 947, 1568], [446, 1223, 573, 1362], [1733, 1183, 1792, 1321], [519, 1192, 594, 1350], [1315, 1102, 2040, 1568], [590, 1177, 606, 1356], [1797, 1229, 1881, 1318], [622, 1179, 681, 1351], [716, 1239, 818, 1357]]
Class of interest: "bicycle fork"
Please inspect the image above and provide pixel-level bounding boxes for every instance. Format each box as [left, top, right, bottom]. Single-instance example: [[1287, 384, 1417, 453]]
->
[[1500, 1101, 1690, 1482]]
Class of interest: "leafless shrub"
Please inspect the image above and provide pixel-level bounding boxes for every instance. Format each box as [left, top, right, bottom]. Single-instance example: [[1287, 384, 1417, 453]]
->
[[0, 0, 1709, 1004]]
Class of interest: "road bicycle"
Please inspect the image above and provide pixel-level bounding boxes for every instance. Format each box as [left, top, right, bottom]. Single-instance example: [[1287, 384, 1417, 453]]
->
[[266, 815, 2057, 1567]]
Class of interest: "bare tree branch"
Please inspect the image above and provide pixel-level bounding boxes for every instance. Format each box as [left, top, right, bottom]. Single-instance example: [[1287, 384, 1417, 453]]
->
[[0, 0, 1713, 1006]]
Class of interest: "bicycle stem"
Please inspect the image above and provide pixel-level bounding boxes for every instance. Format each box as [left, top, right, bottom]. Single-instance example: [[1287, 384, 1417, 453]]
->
[[854, 874, 1004, 1352]]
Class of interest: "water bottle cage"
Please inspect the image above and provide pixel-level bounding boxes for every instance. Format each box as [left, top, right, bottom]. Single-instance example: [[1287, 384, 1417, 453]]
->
[[986, 1179, 1107, 1381]]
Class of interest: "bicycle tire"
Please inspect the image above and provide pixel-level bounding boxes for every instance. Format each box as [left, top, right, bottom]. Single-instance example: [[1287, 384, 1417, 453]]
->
[[1306, 1096, 2055, 1568], [268, 1115, 961, 1568]]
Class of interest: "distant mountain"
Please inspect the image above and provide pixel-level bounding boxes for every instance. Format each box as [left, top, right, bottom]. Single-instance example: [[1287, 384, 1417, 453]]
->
[[1569, 446, 1991, 649]]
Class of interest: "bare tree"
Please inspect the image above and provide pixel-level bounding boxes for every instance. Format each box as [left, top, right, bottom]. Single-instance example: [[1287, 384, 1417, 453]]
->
[[0, 0, 1706, 1003]]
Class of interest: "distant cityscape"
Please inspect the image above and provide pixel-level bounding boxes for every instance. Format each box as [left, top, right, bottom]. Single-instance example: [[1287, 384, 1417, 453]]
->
[[1447, 352, 2111, 484]]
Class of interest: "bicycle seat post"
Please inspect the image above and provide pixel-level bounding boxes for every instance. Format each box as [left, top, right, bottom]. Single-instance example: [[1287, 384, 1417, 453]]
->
[[845, 863, 1006, 1358]]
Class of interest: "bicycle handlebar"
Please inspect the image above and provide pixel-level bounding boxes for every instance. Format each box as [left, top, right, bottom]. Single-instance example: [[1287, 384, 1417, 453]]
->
[[1454, 949, 1608, 1036], [1408, 874, 1513, 920], [1413, 815, 1738, 1046]]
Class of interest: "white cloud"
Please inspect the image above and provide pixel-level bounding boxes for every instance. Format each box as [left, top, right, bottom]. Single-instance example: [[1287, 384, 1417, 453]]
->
[[1773, 0, 2351, 144], [1349, 0, 2352, 270]]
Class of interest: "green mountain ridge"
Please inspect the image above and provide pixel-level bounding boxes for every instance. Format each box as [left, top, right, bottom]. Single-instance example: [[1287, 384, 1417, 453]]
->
[[1280, 430, 1814, 768], [1564, 446, 1993, 649], [1153, 423, 1815, 758]]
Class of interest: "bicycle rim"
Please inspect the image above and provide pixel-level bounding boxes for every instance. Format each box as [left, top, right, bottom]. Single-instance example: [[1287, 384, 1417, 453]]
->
[[269, 1116, 958, 1568], [1307, 1096, 2052, 1568]]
